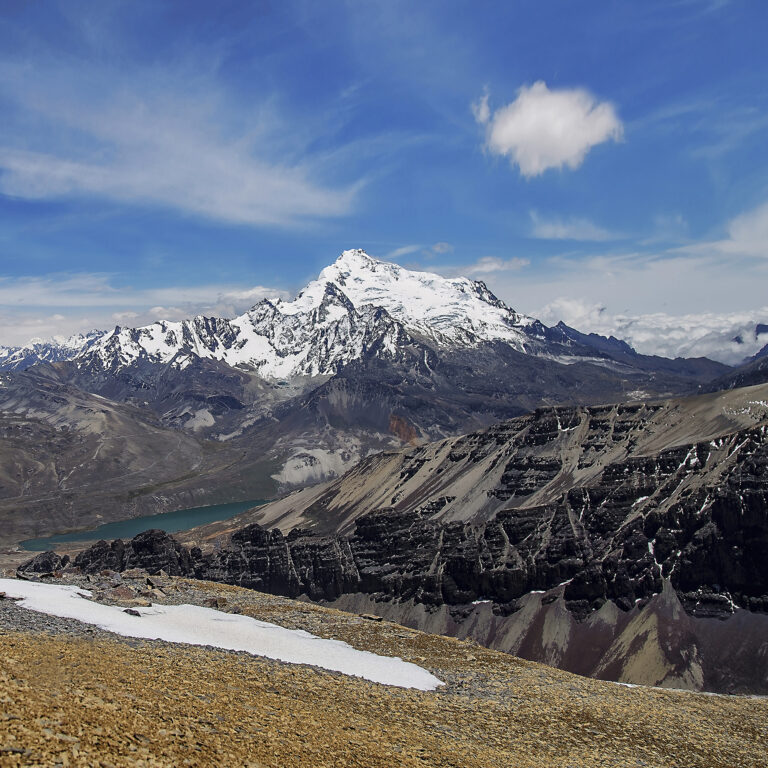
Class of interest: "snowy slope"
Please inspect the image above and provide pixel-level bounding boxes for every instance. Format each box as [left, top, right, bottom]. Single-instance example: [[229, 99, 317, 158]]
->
[[286, 249, 540, 347], [78, 284, 412, 379], [73, 249, 557, 379], [0, 579, 442, 690], [0, 331, 104, 371]]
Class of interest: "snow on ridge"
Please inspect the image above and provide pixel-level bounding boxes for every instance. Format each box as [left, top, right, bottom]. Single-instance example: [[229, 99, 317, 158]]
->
[[76, 249, 544, 378], [0, 330, 105, 371], [280, 248, 537, 348], [0, 579, 443, 691], [14, 249, 553, 378]]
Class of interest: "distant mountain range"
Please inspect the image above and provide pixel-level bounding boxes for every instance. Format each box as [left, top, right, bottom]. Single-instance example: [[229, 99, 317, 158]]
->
[[0, 250, 745, 542], [0, 249, 733, 375]]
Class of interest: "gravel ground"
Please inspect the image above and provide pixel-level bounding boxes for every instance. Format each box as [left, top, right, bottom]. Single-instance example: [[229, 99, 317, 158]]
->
[[1, 572, 767, 767]]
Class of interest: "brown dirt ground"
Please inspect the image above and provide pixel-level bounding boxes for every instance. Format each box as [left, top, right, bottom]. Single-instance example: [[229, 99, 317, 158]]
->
[[1, 578, 767, 768]]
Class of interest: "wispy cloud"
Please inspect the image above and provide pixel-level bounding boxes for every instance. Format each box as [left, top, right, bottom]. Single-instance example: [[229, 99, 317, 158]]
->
[[0, 274, 288, 309], [0, 52, 361, 227], [0, 273, 290, 346], [385, 244, 422, 261], [529, 211, 616, 241], [384, 242, 454, 262], [676, 199, 768, 258], [474, 82, 623, 177], [462, 257, 529, 276]]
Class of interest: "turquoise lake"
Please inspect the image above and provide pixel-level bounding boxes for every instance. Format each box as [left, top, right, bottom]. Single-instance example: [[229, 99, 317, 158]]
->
[[20, 499, 266, 552]]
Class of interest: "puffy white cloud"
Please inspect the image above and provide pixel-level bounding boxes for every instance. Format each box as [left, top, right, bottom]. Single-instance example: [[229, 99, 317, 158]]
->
[[536, 297, 768, 365], [529, 211, 615, 241], [476, 82, 623, 177]]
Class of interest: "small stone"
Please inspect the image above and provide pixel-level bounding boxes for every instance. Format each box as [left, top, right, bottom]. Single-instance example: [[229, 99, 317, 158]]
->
[[125, 598, 152, 608], [107, 586, 136, 601], [122, 568, 149, 580], [123, 608, 142, 617]]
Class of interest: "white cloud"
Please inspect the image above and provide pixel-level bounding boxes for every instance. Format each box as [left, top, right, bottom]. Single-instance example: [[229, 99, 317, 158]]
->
[[471, 89, 490, 124], [384, 242, 454, 262], [469, 246, 768, 364], [536, 297, 768, 365], [0, 273, 290, 346], [385, 245, 422, 261], [476, 82, 623, 177], [675, 199, 768, 259], [462, 257, 530, 276], [723, 200, 768, 256], [0, 60, 360, 227], [111, 311, 139, 324], [529, 211, 615, 241]]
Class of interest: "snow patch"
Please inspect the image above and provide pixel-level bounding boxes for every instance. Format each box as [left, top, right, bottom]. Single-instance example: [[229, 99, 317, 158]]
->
[[185, 408, 215, 431], [0, 579, 443, 691], [272, 448, 360, 486]]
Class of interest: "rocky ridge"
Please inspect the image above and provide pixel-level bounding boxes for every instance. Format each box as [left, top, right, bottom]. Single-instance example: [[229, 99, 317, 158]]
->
[[27, 384, 768, 693]]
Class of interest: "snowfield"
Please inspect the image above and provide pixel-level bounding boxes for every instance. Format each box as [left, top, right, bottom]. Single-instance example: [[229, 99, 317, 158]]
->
[[0, 579, 443, 691]]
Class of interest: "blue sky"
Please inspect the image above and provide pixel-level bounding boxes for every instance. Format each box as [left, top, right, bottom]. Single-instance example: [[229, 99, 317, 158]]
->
[[0, 0, 767, 361]]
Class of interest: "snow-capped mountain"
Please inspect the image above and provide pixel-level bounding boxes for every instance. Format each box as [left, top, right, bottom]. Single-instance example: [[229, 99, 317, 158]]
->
[[0, 331, 103, 371], [287, 249, 542, 348], [0, 249, 733, 524], [0, 250, 735, 406], [69, 249, 563, 380]]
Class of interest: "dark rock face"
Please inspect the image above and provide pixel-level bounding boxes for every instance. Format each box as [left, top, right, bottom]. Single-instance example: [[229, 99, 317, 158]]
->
[[71, 529, 196, 576], [65, 429, 768, 621], [54, 397, 768, 694], [19, 550, 70, 573], [708, 354, 768, 391]]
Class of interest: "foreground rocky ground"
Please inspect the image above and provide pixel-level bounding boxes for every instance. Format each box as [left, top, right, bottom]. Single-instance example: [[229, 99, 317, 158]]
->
[[1, 571, 766, 767]]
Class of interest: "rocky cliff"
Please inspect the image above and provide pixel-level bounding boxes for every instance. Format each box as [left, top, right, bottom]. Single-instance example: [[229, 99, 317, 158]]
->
[[28, 385, 768, 693]]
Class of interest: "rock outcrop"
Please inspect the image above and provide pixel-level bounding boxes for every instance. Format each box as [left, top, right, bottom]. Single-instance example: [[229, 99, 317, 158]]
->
[[25, 385, 768, 693], [60, 425, 768, 621]]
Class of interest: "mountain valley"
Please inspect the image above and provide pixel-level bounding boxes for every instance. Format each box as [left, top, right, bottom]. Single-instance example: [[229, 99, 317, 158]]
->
[[0, 251, 735, 545], [34, 382, 768, 694], [3, 250, 768, 698]]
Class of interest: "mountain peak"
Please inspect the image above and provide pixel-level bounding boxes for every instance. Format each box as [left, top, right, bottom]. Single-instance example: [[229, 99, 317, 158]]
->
[[334, 248, 379, 268], [2, 249, 556, 378], [296, 249, 536, 348]]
